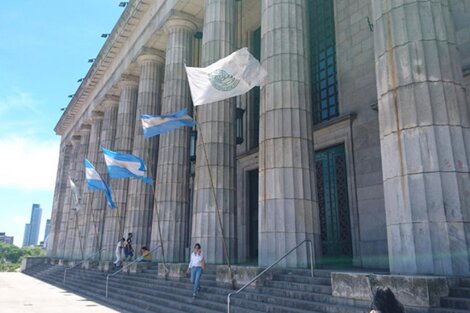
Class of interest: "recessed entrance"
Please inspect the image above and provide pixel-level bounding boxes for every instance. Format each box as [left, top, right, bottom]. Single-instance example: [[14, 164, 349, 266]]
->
[[315, 144, 353, 266]]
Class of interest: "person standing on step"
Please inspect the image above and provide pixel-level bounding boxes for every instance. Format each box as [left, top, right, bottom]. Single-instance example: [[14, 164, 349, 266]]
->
[[187, 243, 206, 298], [114, 237, 125, 268], [124, 232, 134, 261]]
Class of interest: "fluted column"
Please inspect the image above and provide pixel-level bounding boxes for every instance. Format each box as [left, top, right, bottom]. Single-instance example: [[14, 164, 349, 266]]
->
[[259, 0, 317, 267], [109, 75, 139, 248], [192, 0, 236, 264], [84, 112, 103, 258], [372, 0, 470, 275], [47, 142, 73, 258], [70, 126, 91, 259], [57, 135, 82, 258], [152, 18, 196, 262], [65, 131, 88, 259], [71, 125, 91, 260], [125, 52, 164, 254], [99, 96, 121, 261], [83, 111, 105, 259]]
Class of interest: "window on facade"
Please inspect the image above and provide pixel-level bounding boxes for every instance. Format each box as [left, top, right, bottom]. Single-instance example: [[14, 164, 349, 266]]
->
[[249, 27, 261, 149], [309, 0, 338, 124]]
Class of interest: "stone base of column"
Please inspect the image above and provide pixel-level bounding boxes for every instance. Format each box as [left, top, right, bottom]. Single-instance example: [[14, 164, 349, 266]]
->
[[98, 261, 115, 272], [331, 272, 459, 308], [81, 260, 99, 270], [158, 263, 187, 279], [20, 257, 50, 272], [58, 259, 67, 266], [216, 265, 277, 288]]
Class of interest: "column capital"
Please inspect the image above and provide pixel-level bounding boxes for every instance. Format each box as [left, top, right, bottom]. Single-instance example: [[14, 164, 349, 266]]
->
[[70, 135, 81, 146], [78, 123, 92, 134], [119, 74, 139, 88], [90, 110, 104, 122], [137, 48, 165, 65], [101, 95, 120, 109], [164, 16, 198, 34]]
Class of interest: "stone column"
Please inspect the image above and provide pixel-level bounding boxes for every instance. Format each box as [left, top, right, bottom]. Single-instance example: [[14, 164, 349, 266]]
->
[[109, 75, 139, 249], [47, 142, 73, 258], [152, 18, 196, 262], [65, 132, 87, 260], [71, 126, 91, 259], [372, 0, 470, 275], [192, 0, 236, 264], [71, 125, 91, 260], [99, 96, 121, 261], [125, 52, 164, 254], [57, 134, 82, 259], [83, 112, 104, 258], [83, 111, 105, 259], [259, 0, 317, 267]]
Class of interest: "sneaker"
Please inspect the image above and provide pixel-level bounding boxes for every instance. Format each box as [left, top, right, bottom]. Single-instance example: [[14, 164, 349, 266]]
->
[[192, 293, 197, 298]]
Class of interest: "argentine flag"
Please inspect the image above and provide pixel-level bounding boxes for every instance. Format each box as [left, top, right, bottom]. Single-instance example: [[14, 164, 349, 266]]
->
[[85, 159, 116, 209], [102, 147, 153, 184], [141, 108, 196, 138]]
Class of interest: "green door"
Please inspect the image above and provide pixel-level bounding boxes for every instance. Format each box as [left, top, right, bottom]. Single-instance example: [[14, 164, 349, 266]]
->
[[315, 144, 352, 266]]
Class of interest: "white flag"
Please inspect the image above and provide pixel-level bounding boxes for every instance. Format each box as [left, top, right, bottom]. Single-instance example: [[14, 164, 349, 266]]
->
[[69, 178, 82, 211], [185, 47, 267, 106]]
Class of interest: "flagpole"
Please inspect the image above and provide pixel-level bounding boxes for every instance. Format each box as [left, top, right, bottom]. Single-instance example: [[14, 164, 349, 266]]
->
[[135, 105, 168, 273], [149, 183, 168, 274], [74, 210, 85, 260], [194, 109, 233, 284]]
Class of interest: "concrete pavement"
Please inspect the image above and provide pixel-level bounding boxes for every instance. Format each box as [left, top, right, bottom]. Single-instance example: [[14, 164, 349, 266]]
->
[[0, 272, 118, 313]]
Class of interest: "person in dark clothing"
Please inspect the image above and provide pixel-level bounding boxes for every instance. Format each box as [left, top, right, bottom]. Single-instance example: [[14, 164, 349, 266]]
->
[[370, 287, 405, 313], [123, 232, 134, 260]]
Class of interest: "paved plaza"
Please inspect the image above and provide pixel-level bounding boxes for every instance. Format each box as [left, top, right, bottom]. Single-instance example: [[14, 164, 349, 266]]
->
[[0, 273, 117, 313]]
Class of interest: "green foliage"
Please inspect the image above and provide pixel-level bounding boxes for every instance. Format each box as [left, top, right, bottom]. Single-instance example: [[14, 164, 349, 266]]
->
[[0, 263, 20, 272], [0, 242, 45, 272]]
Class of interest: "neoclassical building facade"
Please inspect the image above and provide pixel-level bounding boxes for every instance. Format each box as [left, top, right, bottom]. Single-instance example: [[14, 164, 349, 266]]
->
[[47, 0, 470, 277]]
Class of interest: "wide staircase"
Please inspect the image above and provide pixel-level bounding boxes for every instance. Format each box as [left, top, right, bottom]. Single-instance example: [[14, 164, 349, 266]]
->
[[23, 263, 470, 313]]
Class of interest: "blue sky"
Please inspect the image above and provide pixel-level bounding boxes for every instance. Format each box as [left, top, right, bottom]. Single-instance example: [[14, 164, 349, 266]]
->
[[0, 1, 123, 246]]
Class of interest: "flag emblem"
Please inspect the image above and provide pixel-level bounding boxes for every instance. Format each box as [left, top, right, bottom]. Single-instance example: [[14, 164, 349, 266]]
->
[[209, 69, 240, 91]]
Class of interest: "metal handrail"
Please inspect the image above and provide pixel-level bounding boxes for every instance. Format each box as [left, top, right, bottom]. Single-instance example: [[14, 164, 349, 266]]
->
[[63, 248, 106, 286], [227, 239, 314, 313], [105, 246, 161, 298]]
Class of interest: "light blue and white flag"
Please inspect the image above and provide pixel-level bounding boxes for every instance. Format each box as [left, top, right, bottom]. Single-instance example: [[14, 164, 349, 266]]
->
[[141, 108, 196, 138], [85, 159, 116, 209], [102, 147, 153, 184], [185, 47, 267, 106]]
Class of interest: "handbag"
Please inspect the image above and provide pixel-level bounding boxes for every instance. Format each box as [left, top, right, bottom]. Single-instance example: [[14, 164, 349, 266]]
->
[[201, 258, 206, 270]]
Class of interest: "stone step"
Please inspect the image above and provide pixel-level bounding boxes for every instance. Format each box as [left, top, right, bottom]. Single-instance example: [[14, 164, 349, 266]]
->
[[26, 264, 352, 313], [264, 279, 332, 294], [27, 266, 271, 313], [460, 278, 470, 288], [33, 270, 223, 313], [430, 308, 470, 313], [272, 273, 331, 285], [450, 287, 470, 298], [441, 297, 470, 311]]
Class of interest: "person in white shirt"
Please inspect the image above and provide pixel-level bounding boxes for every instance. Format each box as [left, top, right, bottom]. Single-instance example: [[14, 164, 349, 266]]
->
[[114, 238, 125, 267], [187, 243, 205, 297]]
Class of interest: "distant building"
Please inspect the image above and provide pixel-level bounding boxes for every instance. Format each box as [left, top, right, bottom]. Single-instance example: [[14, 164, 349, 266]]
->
[[22, 224, 31, 247], [43, 219, 51, 247], [0, 232, 14, 245], [23, 204, 43, 246]]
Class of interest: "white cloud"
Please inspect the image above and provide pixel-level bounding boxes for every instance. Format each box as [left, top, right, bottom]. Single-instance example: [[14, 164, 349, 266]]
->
[[0, 136, 59, 191]]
